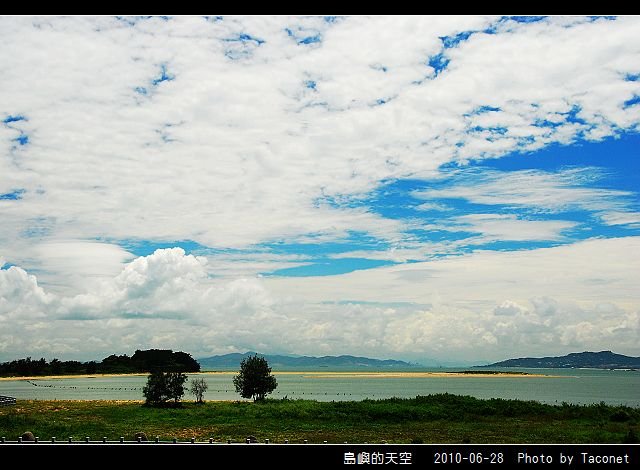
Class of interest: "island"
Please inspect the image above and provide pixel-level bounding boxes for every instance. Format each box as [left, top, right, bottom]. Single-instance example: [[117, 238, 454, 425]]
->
[[485, 351, 640, 369]]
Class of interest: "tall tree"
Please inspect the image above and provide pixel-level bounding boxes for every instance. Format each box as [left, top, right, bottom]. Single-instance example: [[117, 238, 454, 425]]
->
[[233, 354, 277, 401]]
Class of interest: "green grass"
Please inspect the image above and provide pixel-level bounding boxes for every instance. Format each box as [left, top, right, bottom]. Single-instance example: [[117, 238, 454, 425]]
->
[[0, 394, 638, 443]]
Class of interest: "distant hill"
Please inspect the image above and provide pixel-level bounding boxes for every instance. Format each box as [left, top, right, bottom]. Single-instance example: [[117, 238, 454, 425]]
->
[[486, 351, 640, 369], [198, 352, 418, 370]]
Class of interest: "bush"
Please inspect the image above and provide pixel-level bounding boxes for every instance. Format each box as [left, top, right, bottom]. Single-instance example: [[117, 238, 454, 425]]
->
[[610, 410, 630, 422], [623, 429, 639, 444]]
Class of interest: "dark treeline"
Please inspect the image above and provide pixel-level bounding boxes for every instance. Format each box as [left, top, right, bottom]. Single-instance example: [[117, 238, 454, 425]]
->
[[0, 349, 200, 377]]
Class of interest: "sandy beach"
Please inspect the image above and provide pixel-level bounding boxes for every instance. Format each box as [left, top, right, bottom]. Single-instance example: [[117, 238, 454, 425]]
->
[[0, 372, 149, 381]]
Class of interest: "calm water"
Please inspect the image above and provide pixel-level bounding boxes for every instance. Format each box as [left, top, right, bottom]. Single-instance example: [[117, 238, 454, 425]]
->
[[0, 368, 638, 406]]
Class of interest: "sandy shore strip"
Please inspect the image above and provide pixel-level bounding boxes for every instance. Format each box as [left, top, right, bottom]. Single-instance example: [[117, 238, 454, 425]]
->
[[1, 370, 552, 381], [0, 373, 149, 381]]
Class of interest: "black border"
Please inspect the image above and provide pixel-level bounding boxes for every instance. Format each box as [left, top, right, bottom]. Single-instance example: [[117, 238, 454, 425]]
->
[[0, 443, 637, 466]]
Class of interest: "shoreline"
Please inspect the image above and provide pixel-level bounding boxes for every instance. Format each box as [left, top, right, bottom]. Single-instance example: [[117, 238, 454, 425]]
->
[[0, 370, 550, 381]]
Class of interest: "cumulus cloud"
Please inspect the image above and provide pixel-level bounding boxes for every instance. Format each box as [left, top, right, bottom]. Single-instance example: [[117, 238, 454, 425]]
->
[[494, 300, 527, 316], [0, 265, 54, 321]]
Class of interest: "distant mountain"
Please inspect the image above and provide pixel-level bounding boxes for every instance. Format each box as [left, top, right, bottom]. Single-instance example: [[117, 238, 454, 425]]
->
[[198, 352, 418, 370], [486, 351, 640, 369]]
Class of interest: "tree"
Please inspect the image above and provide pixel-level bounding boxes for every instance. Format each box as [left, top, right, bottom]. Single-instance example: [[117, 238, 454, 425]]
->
[[189, 377, 208, 403], [233, 354, 277, 401], [166, 371, 188, 402], [85, 361, 98, 374], [142, 371, 187, 406], [50, 358, 62, 375]]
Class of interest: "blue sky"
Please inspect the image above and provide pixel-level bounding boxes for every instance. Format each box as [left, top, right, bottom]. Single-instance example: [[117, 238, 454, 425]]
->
[[0, 16, 639, 363]]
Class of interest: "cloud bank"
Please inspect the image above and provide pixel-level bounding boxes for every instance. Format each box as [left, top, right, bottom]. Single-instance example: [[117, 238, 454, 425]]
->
[[1, 239, 638, 362], [1, 16, 639, 361]]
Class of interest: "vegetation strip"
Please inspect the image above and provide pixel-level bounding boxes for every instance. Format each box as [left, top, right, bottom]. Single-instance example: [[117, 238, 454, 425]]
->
[[1, 395, 637, 444]]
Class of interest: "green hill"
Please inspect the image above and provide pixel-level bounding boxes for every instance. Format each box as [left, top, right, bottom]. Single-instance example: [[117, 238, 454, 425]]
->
[[198, 352, 418, 370], [487, 351, 640, 369]]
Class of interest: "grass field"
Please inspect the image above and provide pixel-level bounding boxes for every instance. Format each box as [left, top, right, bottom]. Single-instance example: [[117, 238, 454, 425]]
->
[[1, 394, 638, 443]]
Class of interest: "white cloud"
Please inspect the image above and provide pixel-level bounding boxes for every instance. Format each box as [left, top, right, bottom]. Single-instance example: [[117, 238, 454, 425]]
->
[[414, 202, 451, 212], [444, 213, 576, 242], [21, 240, 133, 294], [600, 211, 640, 228], [494, 300, 527, 316], [1, 16, 640, 361], [1, 16, 638, 261], [1, 237, 638, 362], [413, 167, 632, 214], [0, 265, 54, 321], [199, 252, 312, 278]]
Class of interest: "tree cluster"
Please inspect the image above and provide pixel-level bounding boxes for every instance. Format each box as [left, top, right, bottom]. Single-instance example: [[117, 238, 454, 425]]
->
[[0, 349, 200, 377], [0, 357, 98, 376]]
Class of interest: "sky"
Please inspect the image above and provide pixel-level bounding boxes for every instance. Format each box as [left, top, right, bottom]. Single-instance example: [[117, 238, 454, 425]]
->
[[0, 15, 639, 365]]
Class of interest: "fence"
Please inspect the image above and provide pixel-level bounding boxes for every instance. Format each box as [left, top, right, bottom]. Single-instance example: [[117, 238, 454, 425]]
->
[[0, 395, 16, 407], [0, 436, 316, 444]]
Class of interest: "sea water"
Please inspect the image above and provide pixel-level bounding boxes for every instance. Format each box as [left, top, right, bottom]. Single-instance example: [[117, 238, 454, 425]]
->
[[0, 368, 638, 406]]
